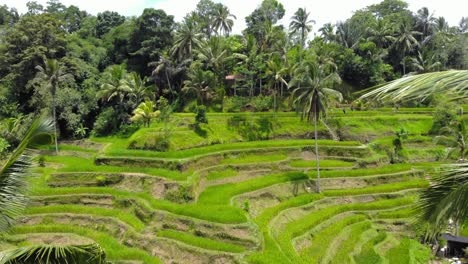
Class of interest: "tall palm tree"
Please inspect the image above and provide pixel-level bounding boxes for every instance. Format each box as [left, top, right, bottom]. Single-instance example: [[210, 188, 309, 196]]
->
[[319, 23, 336, 43], [336, 21, 362, 49], [393, 20, 422, 74], [265, 56, 288, 116], [171, 20, 203, 60], [0, 117, 53, 233], [289, 8, 315, 49], [410, 51, 442, 73], [197, 37, 231, 83], [34, 58, 71, 154], [367, 18, 396, 49], [416, 7, 436, 38], [289, 58, 342, 192], [149, 54, 191, 98], [212, 4, 236, 36]]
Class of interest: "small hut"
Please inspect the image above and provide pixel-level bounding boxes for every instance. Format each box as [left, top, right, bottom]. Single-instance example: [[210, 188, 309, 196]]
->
[[441, 233, 468, 257]]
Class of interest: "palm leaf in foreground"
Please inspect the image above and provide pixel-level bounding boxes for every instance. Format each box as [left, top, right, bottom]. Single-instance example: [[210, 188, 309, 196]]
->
[[0, 118, 54, 233], [0, 243, 107, 264], [417, 163, 468, 240], [358, 70, 468, 103]]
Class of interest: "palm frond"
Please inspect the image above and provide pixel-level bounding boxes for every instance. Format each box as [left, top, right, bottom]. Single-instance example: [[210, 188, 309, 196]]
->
[[0, 243, 107, 264], [358, 70, 468, 103]]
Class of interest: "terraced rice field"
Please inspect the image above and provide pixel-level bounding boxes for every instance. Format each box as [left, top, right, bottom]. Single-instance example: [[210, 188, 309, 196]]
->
[[1, 111, 445, 263]]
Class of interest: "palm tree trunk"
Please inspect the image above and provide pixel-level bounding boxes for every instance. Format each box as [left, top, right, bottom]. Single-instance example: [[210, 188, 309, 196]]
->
[[52, 96, 59, 154], [314, 108, 320, 193], [273, 84, 277, 118]]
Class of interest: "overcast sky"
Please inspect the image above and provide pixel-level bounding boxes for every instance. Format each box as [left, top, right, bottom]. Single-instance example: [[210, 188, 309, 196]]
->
[[3, 0, 466, 35]]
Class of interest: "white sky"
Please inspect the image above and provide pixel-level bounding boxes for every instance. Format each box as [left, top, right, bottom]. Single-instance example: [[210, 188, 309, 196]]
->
[[3, 0, 466, 34]]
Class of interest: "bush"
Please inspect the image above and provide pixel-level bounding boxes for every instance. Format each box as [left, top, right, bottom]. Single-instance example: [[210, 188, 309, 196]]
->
[[195, 105, 208, 125], [430, 103, 458, 134], [92, 107, 119, 137], [223, 96, 249, 112], [251, 96, 272, 112]]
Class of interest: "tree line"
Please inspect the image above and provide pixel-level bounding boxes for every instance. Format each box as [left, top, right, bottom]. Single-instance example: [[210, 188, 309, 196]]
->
[[0, 0, 467, 148]]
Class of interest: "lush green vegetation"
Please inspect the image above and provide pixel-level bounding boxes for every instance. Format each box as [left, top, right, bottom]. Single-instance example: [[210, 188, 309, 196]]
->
[[1, 0, 466, 262]]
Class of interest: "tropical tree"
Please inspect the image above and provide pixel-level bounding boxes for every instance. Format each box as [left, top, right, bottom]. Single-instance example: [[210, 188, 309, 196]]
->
[[182, 63, 216, 105], [367, 18, 396, 48], [418, 163, 468, 239], [197, 37, 231, 83], [96, 65, 132, 103], [336, 21, 362, 49], [415, 7, 436, 38], [265, 55, 288, 116], [393, 20, 422, 74], [289, 58, 342, 192], [410, 50, 442, 73], [149, 54, 191, 98], [289, 7, 315, 49], [131, 101, 159, 127], [33, 58, 71, 154], [126, 72, 154, 104], [0, 117, 53, 233], [319, 23, 336, 43], [212, 4, 236, 36], [434, 119, 467, 161], [171, 20, 203, 60]]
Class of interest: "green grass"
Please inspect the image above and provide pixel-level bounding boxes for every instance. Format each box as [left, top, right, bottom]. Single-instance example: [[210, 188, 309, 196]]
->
[[24, 205, 146, 231], [206, 168, 238, 180], [11, 225, 160, 263], [323, 179, 429, 196], [221, 154, 287, 164], [354, 231, 387, 264], [39, 144, 98, 153], [276, 196, 415, 262], [198, 172, 308, 205], [375, 206, 416, 219], [300, 214, 367, 262], [331, 221, 373, 264], [385, 238, 431, 264], [289, 159, 354, 168], [308, 163, 421, 178], [157, 229, 246, 253], [44, 155, 187, 180]]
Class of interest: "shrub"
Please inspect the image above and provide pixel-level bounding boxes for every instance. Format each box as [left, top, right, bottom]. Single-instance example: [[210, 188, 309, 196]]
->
[[430, 103, 458, 134], [223, 96, 248, 112], [195, 105, 208, 125], [251, 95, 272, 111], [92, 107, 119, 137]]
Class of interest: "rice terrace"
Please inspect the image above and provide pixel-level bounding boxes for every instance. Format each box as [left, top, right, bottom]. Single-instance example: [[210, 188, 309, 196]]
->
[[0, 0, 467, 263]]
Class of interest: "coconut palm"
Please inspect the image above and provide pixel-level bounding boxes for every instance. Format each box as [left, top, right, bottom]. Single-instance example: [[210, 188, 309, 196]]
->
[[34, 58, 71, 154], [393, 20, 422, 74], [418, 163, 468, 239], [289, 8, 315, 49], [416, 7, 436, 37], [126, 72, 154, 104], [319, 23, 336, 43], [336, 21, 362, 49], [367, 18, 396, 48], [410, 51, 442, 73], [149, 54, 191, 98], [434, 119, 467, 161], [171, 20, 203, 60], [96, 65, 132, 103], [265, 55, 288, 116], [289, 58, 342, 192], [212, 4, 236, 36], [182, 63, 216, 105], [0, 117, 53, 233], [131, 101, 160, 127], [0, 243, 107, 263], [197, 37, 231, 83], [358, 70, 468, 103]]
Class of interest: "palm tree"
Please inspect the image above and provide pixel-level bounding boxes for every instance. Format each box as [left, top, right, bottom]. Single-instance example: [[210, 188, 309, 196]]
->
[[289, 8, 315, 49], [126, 72, 154, 104], [182, 63, 216, 105], [319, 23, 336, 43], [336, 21, 362, 49], [418, 163, 468, 239], [171, 20, 203, 60], [416, 7, 436, 38], [212, 4, 236, 36], [289, 58, 342, 192], [393, 20, 422, 74], [410, 51, 442, 73], [96, 65, 132, 103], [34, 58, 71, 154], [149, 54, 191, 98], [0, 243, 107, 263], [0, 117, 53, 233], [131, 101, 160, 127], [265, 56, 288, 116], [367, 19, 396, 49], [197, 37, 231, 83], [434, 119, 467, 161]]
